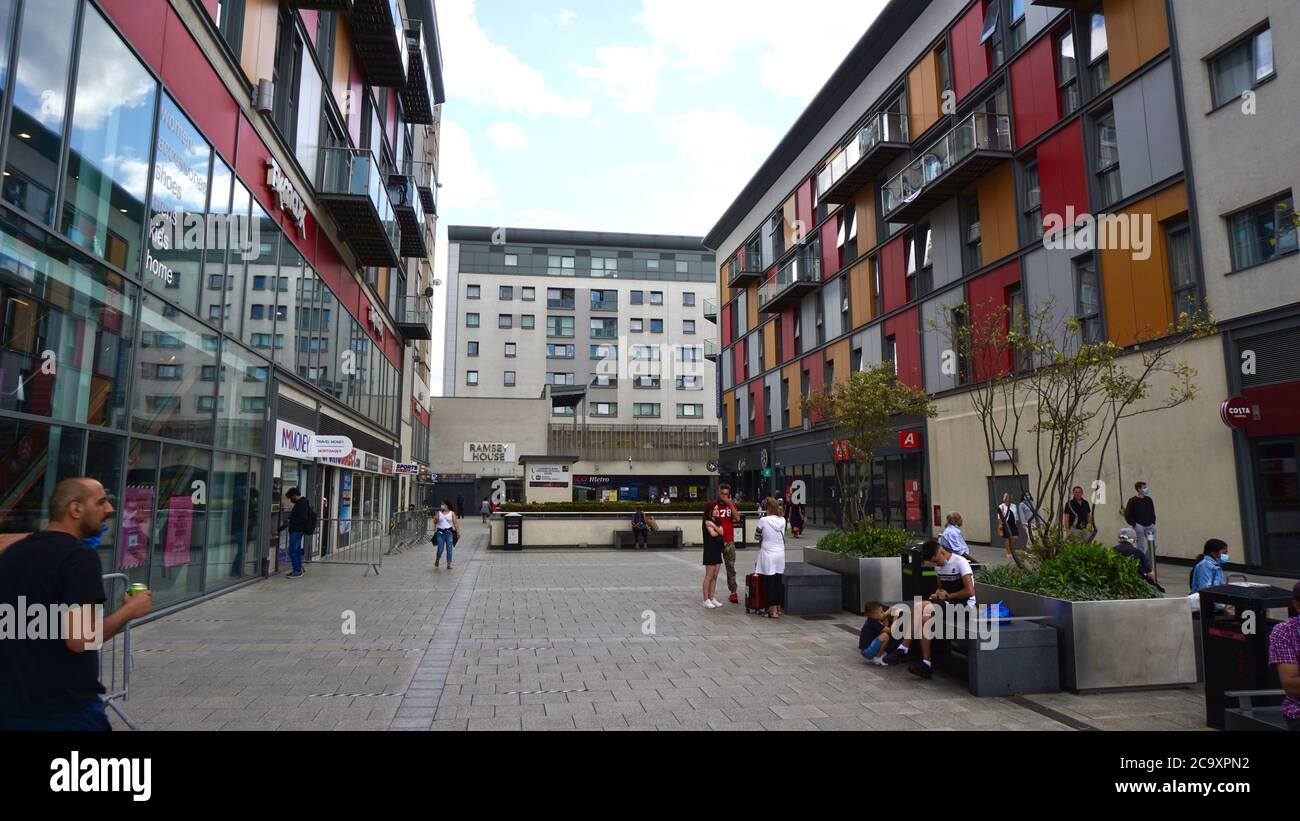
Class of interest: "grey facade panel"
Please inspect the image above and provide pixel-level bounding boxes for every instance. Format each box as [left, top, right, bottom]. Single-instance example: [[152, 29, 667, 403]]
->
[[1021, 246, 1081, 357], [747, 330, 761, 377], [722, 349, 733, 390], [1114, 80, 1152, 198], [736, 291, 749, 337], [823, 279, 844, 341], [921, 290, 962, 394], [1143, 62, 1183, 187], [930, 198, 964, 289], [765, 369, 782, 433], [853, 324, 883, 370]]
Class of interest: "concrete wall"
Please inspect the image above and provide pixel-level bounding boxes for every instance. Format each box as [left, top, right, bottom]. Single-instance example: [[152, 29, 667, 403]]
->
[[489, 514, 761, 548], [925, 335, 1241, 560], [425, 396, 551, 478]]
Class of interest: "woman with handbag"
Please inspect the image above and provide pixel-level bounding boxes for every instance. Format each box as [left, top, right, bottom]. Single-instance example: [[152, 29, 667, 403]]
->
[[434, 499, 461, 571], [996, 492, 1020, 561], [631, 506, 651, 549]]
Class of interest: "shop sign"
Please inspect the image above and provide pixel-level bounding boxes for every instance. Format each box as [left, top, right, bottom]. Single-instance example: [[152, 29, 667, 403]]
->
[[265, 158, 306, 239], [312, 435, 353, 458], [365, 454, 380, 473], [381, 458, 395, 475], [832, 439, 853, 462], [574, 475, 612, 485], [275, 420, 314, 459], [465, 442, 516, 463], [1220, 396, 1255, 429], [528, 464, 570, 488], [395, 463, 422, 474], [898, 431, 921, 450], [905, 480, 921, 524]]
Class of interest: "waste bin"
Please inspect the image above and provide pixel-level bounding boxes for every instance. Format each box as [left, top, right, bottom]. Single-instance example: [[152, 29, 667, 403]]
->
[[1199, 582, 1293, 729], [901, 543, 935, 601], [503, 513, 524, 551]]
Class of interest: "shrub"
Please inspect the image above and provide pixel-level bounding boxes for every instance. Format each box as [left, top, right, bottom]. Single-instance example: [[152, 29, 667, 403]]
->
[[976, 542, 1161, 602], [816, 528, 914, 559]]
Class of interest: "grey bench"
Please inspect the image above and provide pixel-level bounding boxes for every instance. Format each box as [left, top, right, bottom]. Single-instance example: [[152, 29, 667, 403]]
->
[[933, 617, 1061, 697], [613, 529, 683, 550], [1223, 690, 1289, 731], [782, 563, 841, 616]]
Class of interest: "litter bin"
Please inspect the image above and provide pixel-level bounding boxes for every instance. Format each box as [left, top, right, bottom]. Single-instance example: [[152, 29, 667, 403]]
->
[[503, 513, 524, 551], [1199, 582, 1293, 729], [901, 543, 936, 601]]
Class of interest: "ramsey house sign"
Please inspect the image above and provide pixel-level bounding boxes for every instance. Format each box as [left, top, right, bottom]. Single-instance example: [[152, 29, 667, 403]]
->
[[464, 442, 516, 463]]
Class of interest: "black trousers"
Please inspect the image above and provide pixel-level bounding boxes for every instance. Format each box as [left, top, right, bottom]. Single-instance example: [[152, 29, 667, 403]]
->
[[761, 573, 784, 606]]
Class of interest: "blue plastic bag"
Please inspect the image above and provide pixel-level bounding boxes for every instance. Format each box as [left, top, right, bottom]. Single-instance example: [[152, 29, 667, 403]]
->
[[981, 600, 1012, 626]]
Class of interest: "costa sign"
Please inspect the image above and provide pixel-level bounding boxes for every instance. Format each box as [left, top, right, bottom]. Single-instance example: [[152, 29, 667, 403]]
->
[[265, 158, 306, 239], [1220, 396, 1254, 429]]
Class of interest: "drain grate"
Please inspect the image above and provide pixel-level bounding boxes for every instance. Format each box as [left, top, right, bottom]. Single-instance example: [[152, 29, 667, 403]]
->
[[172, 619, 233, 624], [502, 688, 589, 696], [307, 692, 403, 699]]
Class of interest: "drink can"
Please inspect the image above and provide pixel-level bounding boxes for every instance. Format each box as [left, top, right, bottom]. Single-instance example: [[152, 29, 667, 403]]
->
[[128, 583, 148, 596]]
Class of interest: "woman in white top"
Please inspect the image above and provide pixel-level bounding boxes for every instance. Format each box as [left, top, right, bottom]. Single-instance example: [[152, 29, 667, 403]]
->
[[996, 492, 1021, 561], [754, 499, 787, 619], [434, 499, 460, 571]]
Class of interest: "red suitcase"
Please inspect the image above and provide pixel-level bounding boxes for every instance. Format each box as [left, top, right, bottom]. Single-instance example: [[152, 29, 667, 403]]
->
[[745, 573, 768, 614]]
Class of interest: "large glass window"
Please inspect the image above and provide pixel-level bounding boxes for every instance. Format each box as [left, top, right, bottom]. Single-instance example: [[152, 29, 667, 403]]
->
[[143, 95, 212, 313], [1094, 111, 1121, 209], [1166, 219, 1199, 318], [0, 418, 84, 534], [134, 294, 216, 444], [1057, 29, 1081, 114], [217, 341, 268, 453], [1210, 26, 1275, 109], [0, 211, 136, 428], [273, 235, 305, 371], [149, 443, 209, 607], [1228, 193, 1297, 270], [3, 0, 79, 225], [1075, 255, 1102, 344]]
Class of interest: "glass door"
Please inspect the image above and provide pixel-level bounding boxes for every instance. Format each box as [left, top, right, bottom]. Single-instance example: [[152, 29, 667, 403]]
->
[[1256, 439, 1299, 572]]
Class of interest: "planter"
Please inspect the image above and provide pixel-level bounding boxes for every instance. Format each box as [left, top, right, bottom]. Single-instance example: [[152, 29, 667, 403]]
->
[[803, 547, 902, 614], [976, 583, 1197, 693]]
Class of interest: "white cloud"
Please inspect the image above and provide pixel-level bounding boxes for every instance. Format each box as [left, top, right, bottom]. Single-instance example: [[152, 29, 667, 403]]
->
[[557, 10, 577, 28], [439, 0, 592, 118], [636, 0, 888, 100], [487, 121, 531, 152], [437, 120, 500, 213], [571, 45, 666, 113]]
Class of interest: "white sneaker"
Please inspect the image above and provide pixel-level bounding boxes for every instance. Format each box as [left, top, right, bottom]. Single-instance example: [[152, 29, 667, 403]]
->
[[710, 599, 724, 608], [704, 600, 718, 609]]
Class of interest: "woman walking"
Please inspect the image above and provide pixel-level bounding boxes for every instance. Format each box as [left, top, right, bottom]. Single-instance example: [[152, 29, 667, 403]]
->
[[789, 503, 805, 539], [997, 492, 1020, 561], [434, 499, 460, 571], [702, 506, 725, 608], [480, 498, 491, 524], [755, 499, 787, 618]]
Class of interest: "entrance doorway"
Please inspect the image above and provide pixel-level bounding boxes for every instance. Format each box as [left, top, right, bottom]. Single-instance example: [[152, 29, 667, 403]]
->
[[987, 474, 1030, 545], [1255, 438, 1299, 572]]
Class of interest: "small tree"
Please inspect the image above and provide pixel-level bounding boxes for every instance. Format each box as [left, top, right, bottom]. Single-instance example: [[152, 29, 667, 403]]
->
[[804, 363, 936, 532]]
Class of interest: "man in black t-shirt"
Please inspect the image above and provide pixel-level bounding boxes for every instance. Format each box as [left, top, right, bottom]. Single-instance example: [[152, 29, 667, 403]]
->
[[0, 478, 152, 731], [1063, 486, 1094, 540]]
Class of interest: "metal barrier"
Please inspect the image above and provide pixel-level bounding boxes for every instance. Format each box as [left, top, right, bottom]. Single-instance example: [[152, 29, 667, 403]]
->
[[311, 518, 384, 576], [99, 573, 137, 730], [388, 508, 431, 555]]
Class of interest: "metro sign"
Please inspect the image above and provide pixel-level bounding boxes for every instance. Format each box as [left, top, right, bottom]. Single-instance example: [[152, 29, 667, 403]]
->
[[898, 431, 921, 450]]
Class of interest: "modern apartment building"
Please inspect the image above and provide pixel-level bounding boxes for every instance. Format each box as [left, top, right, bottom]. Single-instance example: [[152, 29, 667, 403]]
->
[[0, 0, 444, 609], [442, 227, 721, 502], [706, 0, 1298, 572]]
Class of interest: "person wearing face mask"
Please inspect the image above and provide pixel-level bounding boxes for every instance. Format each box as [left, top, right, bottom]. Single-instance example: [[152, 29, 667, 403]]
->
[[433, 499, 461, 571], [1124, 481, 1157, 554], [1189, 539, 1229, 594], [1017, 491, 1047, 547]]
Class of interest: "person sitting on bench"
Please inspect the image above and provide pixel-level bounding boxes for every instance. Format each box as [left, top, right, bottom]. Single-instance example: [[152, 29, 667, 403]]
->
[[631, 507, 651, 549], [1268, 580, 1300, 732], [883, 539, 976, 680]]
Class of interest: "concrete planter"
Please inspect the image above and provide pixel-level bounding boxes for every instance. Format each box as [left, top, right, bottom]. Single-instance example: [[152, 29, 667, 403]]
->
[[803, 547, 902, 614], [976, 583, 1197, 693]]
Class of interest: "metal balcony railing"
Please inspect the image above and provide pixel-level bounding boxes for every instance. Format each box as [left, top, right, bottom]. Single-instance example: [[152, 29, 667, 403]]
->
[[351, 0, 409, 87], [881, 112, 1012, 221], [409, 159, 437, 213], [400, 19, 436, 125], [395, 295, 433, 341], [703, 297, 717, 323], [758, 252, 822, 312], [816, 110, 910, 205], [387, 172, 428, 258], [318, 147, 401, 268], [704, 339, 720, 360]]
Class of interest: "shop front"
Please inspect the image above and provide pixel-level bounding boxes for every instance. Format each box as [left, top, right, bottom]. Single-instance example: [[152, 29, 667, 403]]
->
[[572, 475, 712, 503]]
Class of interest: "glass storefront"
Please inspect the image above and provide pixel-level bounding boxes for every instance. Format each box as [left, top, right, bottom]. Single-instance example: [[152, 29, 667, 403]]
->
[[0, 0, 403, 609]]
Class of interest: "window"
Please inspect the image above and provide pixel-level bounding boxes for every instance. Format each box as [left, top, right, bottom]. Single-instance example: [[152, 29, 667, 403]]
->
[[675, 261, 688, 274], [217, 0, 246, 54], [1087, 9, 1109, 92], [591, 318, 618, 338], [634, 403, 661, 418], [505, 342, 517, 358], [631, 345, 661, 362], [522, 315, 536, 330], [591, 290, 618, 311], [590, 344, 618, 360], [781, 379, 790, 422], [631, 318, 644, 333], [646, 260, 659, 271], [824, 360, 835, 393], [553, 406, 575, 417], [547, 316, 575, 338], [1008, 283, 1028, 371], [631, 291, 644, 305], [155, 364, 182, 380], [1009, 0, 1027, 52], [871, 257, 883, 317], [547, 344, 575, 359], [590, 257, 618, 276], [1023, 159, 1043, 240], [815, 299, 826, 345], [500, 286, 513, 301], [241, 396, 267, 413], [840, 277, 851, 330], [910, 226, 934, 297], [650, 291, 664, 306], [145, 395, 180, 412], [1210, 25, 1274, 108], [505, 254, 518, 267], [590, 403, 618, 418], [498, 314, 513, 329], [252, 275, 268, 290], [250, 304, 266, 320], [852, 347, 864, 372], [1228, 193, 1297, 270], [201, 365, 217, 381], [757, 327, 766, 371], [980, 0, 1005, 68], [547, 256, 576, 276], [504, 371, 517, 387], [275, 306, 288, 321], [466, 313, 480, 328], [963, 196, 983, 271], [634, 376, 661, 390], [683, 320, 696, 335], [800, 370, 811, 425], [271, 5, 302, 142], [251, 334, 283, 349], [466, 371, 479, 386], [1165, 220, 1199, 318], [591, 374, 617, 388], [547, 288, 575, 309], [763, 385, 772, 432], [678, 403, 704, 419], [884, 335, 898, 375], [678, 347, 703, 362], [467, 285, 480, 299], [467, 341, 479, 357], [1057, 29, 1081, 114], [198, 395, 218, 413], [546, 372, 575, 386], [522, 287, 535, 301], [683, 292, 696, 307], [794, 313, 803, 354], [677, 375, 703, 390], [1068, 256, 1101, 346], [937, 42, 952, 96], [650, 319, 664, 334], [1094, 111, 1121, 209]]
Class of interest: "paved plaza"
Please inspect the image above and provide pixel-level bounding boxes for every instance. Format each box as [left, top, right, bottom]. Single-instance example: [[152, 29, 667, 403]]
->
[[109, 519, 1209, 731]]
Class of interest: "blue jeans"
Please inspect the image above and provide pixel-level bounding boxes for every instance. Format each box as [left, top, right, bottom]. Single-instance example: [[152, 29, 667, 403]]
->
[[288, 530, 305, 573], [0, 699, 111, 731], [861, 638, 885, 660], [435, 529, 454, 564]]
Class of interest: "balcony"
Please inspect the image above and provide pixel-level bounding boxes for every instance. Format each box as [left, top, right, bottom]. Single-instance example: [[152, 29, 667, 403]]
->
[[399, 20, 436, 125], [881, 112, 1012, 225], [728, 250, 767, 288], [703, 298, 717, 323], [395, 295, 432, 341], [318, 147, 401, 268], [816, 111, 910, 205], [758, 253, 822, 314], [704, 339, 720, 362], [351, 0, 408, 87], [410, 159, 438, 214], [387, 173, 428, 258], [590, 297, 618, 312]]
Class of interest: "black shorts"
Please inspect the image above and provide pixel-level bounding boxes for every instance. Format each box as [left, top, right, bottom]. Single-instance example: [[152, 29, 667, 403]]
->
[[702, 537, 723, 566], [1002, 521, 1020, 538]]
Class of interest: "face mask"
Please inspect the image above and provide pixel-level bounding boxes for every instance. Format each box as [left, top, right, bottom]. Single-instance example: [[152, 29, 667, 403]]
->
[[1143, 488, 1151, 497], [1218, 554, 1230, 565]]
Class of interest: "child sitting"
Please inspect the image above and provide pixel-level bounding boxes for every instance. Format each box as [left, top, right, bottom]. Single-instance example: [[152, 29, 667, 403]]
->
[[859, 602, 895, 666]]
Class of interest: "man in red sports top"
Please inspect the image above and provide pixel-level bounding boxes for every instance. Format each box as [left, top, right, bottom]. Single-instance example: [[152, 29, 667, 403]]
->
[[705, 485, 740, 603]]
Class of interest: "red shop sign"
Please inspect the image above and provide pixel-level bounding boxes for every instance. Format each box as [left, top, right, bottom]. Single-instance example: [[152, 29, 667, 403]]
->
[[898, 431, 921, 450], [1220, 397, 1254, 429]]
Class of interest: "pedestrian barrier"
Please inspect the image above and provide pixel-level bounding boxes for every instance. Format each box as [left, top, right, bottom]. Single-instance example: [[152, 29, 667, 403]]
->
[[312, 518, 384, 576], [387, 508, 431, 555], [99, 573, 137, 730]]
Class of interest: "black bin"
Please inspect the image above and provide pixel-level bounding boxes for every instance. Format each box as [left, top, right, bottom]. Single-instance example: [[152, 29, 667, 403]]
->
[[901, 543, 936, 600], [503, 513, 524, 551], [1199, 583, 1292, 729]]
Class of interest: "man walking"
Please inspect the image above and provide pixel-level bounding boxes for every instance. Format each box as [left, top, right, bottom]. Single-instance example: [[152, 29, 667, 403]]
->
[[1063, 486, 1094, 540], [0, 478, 152, 731], [705, 484, 741, 604], [279, 487, 315, 579], [1124, 481, 1157, 571], [938, 512, 971, 557]]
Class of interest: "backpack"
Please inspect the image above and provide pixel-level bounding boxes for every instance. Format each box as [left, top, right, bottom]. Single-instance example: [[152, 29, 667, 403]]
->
[[302, 501, 319, 535]]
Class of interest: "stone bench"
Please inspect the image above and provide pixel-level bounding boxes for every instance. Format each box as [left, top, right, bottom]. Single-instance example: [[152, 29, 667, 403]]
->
[[1223, 690, 1289, 731], [612, 529, 683, 550], [933, 618, 1060, 697], [782, 563, 841, 616]]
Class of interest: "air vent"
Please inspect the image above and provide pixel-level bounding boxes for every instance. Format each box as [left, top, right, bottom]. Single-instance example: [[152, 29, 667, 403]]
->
[[1240, 327, 1300, 387]]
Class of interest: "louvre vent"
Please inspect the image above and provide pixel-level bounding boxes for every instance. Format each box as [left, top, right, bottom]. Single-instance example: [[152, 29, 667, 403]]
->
[[1240, 327, 1300, 387]]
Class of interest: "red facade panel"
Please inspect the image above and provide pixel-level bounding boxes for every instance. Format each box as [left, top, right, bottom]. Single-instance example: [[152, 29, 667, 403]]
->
[[300, 9, 319, 46], [884, 309, 922, 390], [1243, 382, 1300, 438], [750, 381, 765, 437], [1010, 33, 1059, 147], [162, 8, 239, 162], [950, 1, 990, 102], [348, 60, 365, 147], [796, 178, 814, 234], [881, 234, 909, 314], [721, 304, 734, 348], [820, 220, 839, 278], [99, 0, 166, 71], [966, 260, 1021, 379], [1037, 120, 1088, 229]]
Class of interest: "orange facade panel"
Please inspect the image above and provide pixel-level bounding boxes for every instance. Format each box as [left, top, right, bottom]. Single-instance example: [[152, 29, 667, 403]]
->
[[332, 14, 354, 119], [1100, 182, 1187, 347], [855, 187, 877, 252], [239, 0, 279, 84], [849, 258, 874, 329], [908, 49, 942, 140], [828, 338, 851, 387], [722, 393, 735, 443], [1104, 0, 1169, 84], [782, 362, 802, 429], [975, 163, 1018, 263], [747, 284, 760, 329], [763, 319, 778, 370]]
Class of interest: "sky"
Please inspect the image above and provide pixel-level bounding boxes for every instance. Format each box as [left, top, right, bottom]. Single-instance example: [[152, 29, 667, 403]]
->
[[429, 0, 889, 392]]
